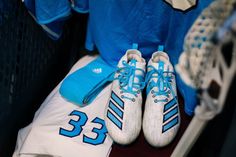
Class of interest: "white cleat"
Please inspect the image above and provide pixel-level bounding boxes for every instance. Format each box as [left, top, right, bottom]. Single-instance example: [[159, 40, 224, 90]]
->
[[105, 49, 146, 145], [143, 49, 180, 147]]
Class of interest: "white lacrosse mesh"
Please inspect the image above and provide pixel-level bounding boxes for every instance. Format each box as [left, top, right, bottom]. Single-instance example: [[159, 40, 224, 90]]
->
[[176, 0, 236, 119], [176, 0, 235, 90]]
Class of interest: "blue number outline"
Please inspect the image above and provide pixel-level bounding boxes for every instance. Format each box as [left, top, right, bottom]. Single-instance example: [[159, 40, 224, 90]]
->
[[59, 110, 88, 138], [83, 117, 108, 145], [59, 110, 108, 145]]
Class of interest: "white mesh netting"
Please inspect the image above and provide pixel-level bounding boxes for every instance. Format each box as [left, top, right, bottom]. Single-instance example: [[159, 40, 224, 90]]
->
[[176, 0, 235, 89]]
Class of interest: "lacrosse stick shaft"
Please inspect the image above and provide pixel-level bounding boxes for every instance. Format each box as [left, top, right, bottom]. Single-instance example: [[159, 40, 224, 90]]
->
[[171, 116, 208, 157]]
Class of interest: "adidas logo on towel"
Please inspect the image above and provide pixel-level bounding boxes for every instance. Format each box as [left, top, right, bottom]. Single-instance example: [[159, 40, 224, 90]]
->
[[92, 68, 103, 74]]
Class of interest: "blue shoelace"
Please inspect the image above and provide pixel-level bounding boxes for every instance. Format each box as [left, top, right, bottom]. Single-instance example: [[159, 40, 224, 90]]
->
[[116, 60, 145, 102], [145, 65, 176, 103]]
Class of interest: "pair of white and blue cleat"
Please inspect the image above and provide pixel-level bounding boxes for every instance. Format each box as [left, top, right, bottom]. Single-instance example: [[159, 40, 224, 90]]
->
[[105, 45, 180, 147]]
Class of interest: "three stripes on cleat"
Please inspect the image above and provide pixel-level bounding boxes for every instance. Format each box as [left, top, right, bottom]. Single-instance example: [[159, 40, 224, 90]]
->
[[107, 91, 124, 130], [162, 97, 179, 133], [107, 91, 179, 134]]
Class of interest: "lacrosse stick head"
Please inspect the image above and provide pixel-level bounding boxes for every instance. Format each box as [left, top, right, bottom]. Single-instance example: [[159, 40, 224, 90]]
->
[[176, 0, 236, 118]]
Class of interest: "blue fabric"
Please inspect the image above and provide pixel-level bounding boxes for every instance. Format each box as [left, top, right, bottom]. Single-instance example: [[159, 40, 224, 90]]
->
[[87, 0, 212, 116], [59, 57, 115, 106], [24, 0, 213, 115], [24, 0, 67, 40], [23, 0, 88, 40], [176, 75, 198, 116], [71, 0, 89, 13], [34, 0, 70, 24], [86, 0, 212, 115]]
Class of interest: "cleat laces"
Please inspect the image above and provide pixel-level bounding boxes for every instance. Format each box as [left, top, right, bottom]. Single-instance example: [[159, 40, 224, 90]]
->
[[146, 65, 176, 103], [116, 60, 145, 101]]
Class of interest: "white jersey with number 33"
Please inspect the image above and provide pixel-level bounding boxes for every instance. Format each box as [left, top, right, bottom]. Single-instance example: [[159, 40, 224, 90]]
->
[[13, 55, 113, 157]]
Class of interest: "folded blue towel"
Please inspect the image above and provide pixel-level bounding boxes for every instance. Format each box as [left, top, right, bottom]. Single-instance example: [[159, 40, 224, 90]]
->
[[59, 57, 115, 106]]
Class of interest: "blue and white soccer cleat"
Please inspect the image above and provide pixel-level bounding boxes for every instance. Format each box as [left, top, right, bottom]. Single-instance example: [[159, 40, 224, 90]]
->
[[143, 47, 180, 147], [105, 48, 146, 145]]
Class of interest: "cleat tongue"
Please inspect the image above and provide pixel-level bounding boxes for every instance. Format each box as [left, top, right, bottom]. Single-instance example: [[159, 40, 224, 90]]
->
[[128, 53, 143, 62], [153, 53, 169, 63], [129, 59, 137, 66], [127, 59, 137, 92]]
